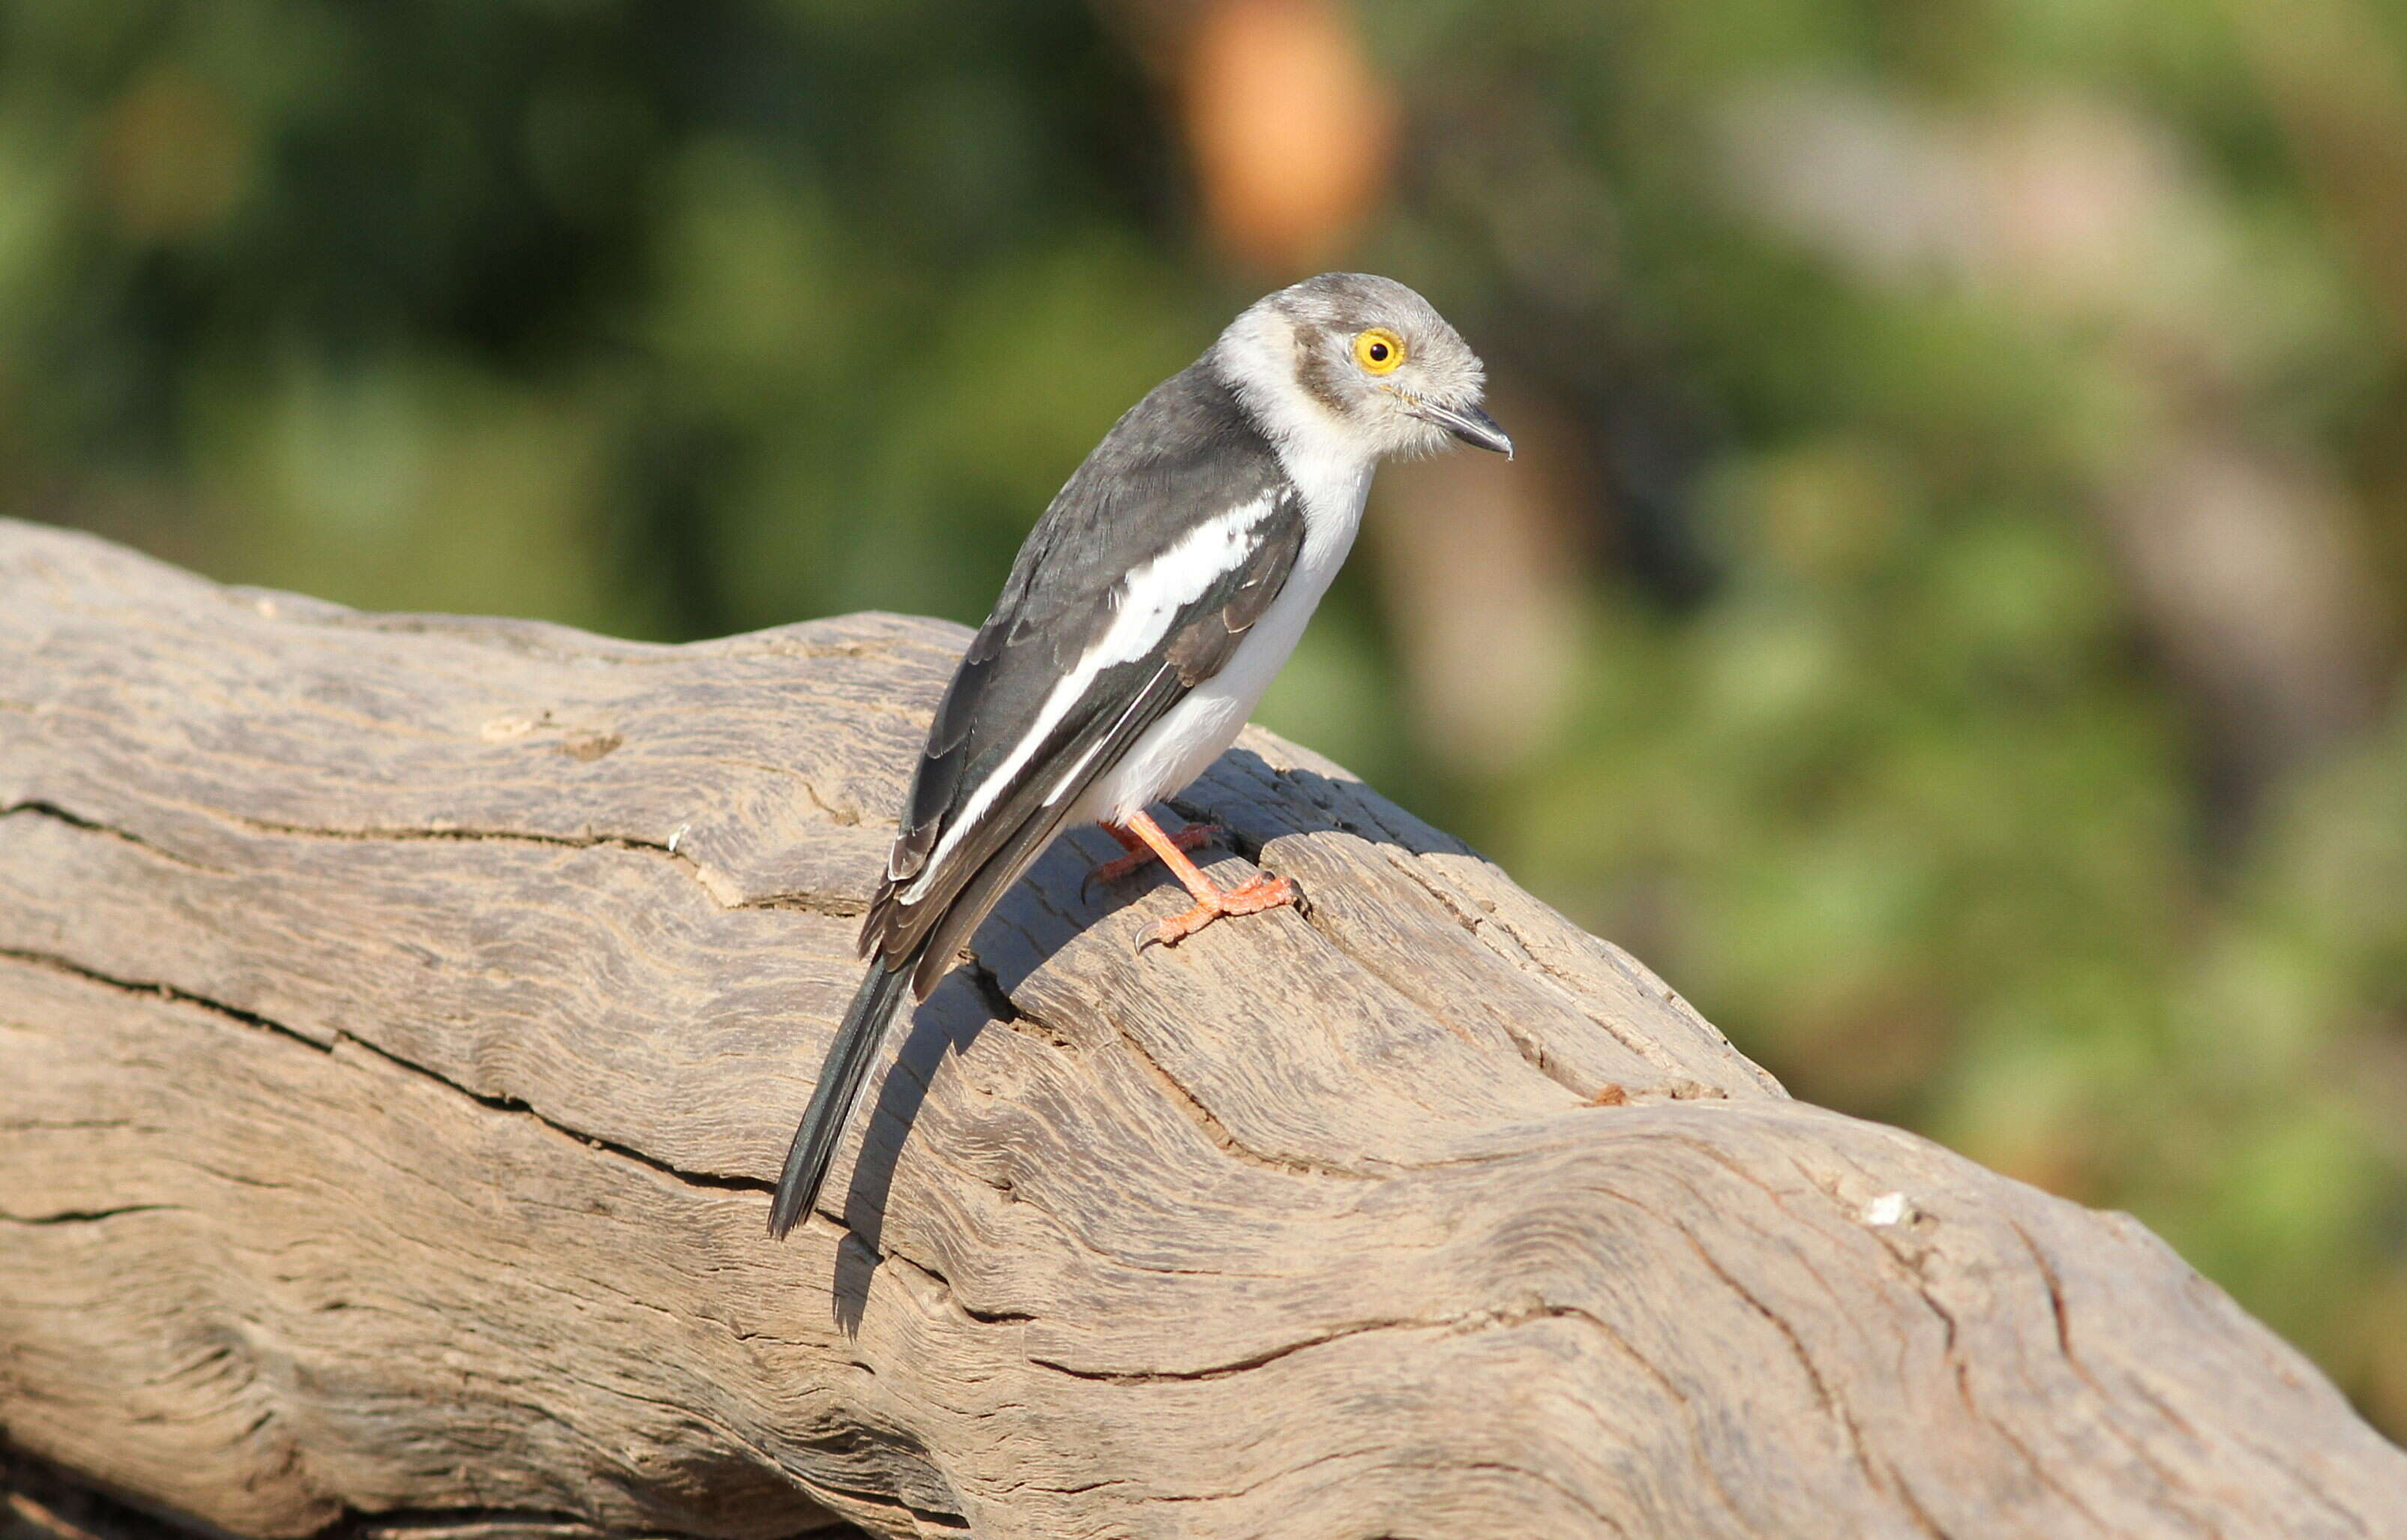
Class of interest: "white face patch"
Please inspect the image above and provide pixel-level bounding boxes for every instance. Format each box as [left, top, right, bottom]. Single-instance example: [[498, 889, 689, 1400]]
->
[[898, 494, 1279, 902], [1212, 310, 1353, 454]]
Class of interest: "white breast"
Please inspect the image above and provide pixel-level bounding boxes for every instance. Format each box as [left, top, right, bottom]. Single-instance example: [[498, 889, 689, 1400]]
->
[[1075, 446, 1373, 827]]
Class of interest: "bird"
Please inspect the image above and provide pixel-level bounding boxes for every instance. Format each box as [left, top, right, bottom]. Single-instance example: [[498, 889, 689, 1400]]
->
[[768, 273, 1510, 1239]]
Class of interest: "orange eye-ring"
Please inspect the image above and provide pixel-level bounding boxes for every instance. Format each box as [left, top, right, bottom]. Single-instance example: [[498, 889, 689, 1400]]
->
[[1353, 328, 1405, 375]]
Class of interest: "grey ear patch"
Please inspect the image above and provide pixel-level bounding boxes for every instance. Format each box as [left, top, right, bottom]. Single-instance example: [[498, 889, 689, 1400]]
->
[[1288, 322, 1350, 412]]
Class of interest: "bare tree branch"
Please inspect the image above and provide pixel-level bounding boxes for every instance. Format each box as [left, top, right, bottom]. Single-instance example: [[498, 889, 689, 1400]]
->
[[1, 520, 2399, 1539]]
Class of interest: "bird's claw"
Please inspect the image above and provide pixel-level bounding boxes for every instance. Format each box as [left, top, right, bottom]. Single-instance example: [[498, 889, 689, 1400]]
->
[[1138, 873, 1297, 951]]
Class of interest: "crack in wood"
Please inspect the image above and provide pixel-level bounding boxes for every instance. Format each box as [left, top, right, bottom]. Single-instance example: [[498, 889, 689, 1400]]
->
[[1097, 1014, 1377, 1182], [0, 1203, 181, 1225], [0, 946, 766, 1200], [4, 792, 883, 922], [0, 802, 231, 875]]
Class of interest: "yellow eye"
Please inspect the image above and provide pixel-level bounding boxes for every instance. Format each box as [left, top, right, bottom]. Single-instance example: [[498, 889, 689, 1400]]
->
[[1353, 327, 1406, 375]]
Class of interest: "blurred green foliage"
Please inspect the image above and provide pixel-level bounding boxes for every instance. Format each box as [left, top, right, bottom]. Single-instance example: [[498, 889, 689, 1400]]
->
[[5, 0, 2405, 1437]]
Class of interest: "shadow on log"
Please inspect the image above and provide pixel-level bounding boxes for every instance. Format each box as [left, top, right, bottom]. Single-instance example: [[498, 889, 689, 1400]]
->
[[1, 519, 2402, 1539]]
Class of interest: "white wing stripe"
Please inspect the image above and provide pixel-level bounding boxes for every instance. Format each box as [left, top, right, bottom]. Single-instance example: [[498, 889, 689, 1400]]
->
[[1042, 718, 1120, 807], [898, 495, 1276, 902]]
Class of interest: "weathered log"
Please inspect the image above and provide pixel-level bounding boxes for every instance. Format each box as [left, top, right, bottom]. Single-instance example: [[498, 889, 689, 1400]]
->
[[1, 517, 2400, 1539]]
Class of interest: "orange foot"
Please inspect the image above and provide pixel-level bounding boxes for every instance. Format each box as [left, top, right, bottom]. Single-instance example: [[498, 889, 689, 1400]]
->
[[1087, 819, 1221, 889], [1095, 810, 1300, 951], [1144, 871, 1297, 950]]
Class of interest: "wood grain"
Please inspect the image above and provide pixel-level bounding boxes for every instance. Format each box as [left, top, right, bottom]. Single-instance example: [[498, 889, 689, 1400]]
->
[[1, 517, 2400, 1539]]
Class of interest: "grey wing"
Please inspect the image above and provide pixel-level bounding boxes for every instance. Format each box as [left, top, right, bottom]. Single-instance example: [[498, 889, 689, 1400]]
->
[[862, 493, 1306, 996]]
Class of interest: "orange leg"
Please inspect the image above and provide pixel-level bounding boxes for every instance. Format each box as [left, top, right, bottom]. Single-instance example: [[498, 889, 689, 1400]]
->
[[1100, 809, 1296, 949], [1087, 816, 1221, 887]]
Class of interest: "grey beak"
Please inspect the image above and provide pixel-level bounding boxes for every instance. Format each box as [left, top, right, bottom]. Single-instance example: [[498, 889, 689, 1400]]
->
[[1413, 399, 1514, 457]]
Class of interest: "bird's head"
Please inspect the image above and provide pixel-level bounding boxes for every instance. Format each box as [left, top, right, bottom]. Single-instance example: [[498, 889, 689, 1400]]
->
[[1215, 273, 1512, 463]]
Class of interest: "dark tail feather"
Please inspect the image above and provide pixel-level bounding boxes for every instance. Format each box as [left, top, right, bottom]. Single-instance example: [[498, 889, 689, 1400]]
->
[[769, 959, 916, 1239]]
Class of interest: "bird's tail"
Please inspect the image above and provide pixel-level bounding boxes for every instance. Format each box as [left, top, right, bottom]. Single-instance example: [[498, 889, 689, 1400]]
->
[[768, 958, 916, 1239]]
